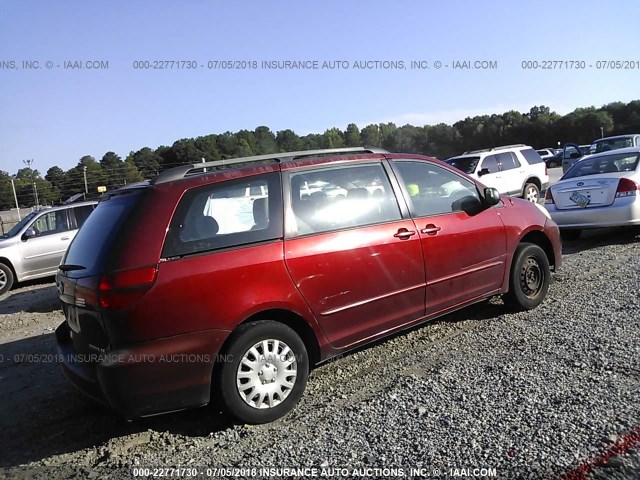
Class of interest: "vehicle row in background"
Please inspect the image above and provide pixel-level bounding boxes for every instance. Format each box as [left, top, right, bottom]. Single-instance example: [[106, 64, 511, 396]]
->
[[545, 146, 640, 239], [445, 144, 549, 203], [562, 134, 640, 173]]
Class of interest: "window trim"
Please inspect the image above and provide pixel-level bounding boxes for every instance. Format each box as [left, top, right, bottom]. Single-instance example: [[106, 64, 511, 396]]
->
[[27, 209, 71, 238], [390, 159, 484, 219], [283, 161, 404, 239], [161, 171, 284, 259]]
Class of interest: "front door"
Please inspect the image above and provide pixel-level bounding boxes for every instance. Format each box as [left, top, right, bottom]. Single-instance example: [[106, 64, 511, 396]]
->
[[391, 160, 508, 315], [20, 209, 74, 277]]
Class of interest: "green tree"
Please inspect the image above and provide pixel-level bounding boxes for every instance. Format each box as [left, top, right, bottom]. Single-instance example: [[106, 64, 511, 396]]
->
[[344, 123, 361, 147], [130, 148, 162, 178], [254, 126, 277, 154], [276, 129, 303, 152]]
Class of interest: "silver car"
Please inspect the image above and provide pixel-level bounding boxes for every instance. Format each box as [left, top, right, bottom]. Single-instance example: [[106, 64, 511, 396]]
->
[[544, 147, 640, 239], [0, 201, 97, 296]]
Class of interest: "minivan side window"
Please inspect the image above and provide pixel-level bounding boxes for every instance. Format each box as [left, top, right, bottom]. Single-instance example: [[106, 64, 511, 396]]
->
[[30, 210, 70, 237], [288, 163, 401, 236], [394, 161, 480, 217], [163, 172, 282, 258]]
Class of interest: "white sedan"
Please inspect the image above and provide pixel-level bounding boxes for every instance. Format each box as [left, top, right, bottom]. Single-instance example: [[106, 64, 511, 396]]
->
[[544, 146, 640, 239]]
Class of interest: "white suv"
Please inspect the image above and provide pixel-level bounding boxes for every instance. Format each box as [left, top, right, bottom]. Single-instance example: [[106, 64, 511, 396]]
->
[[445, 144, 549, 203]]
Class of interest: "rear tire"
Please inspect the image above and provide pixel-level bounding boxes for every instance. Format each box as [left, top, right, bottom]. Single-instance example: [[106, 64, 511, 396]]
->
[[0, 263, 14, 297], [503, 243, 550, 311], [560, 229, 582, 241], [215, 320, 308, 424], [523, 183, 540, 203]]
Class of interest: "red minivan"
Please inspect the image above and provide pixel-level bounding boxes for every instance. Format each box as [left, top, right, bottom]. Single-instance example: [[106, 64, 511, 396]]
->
[[55, 147, 562, 424]]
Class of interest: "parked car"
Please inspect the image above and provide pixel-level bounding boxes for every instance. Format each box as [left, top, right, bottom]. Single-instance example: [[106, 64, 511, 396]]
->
[[445, 144, 550, 203], [545, 146, 640, 239], [536, 148, 556, 160], [545, 153, 563, 168], [589, 134, 640, 154], [0, 201, 97, 296], [562, 136, 640, 173], [55, 147, 562, 424]]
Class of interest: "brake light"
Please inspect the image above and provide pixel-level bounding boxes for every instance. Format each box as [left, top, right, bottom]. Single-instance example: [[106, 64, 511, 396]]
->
[[544, 188, 554, 204], [615, 178, 640, 198], [99, 266, 158, 309]]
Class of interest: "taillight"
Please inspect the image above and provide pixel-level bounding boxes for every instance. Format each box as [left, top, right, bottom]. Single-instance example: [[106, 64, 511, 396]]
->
[[544, 188, 554, 204], [615, 178, 640, 198], [99, 266, 158, 309]]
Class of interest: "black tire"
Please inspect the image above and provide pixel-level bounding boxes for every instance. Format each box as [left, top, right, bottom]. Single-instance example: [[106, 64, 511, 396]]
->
[[522, 183, 540, 203], [503, 243, 550, 311], [214, 320, 308, 424], [560, 229, 582, 241], [0, 263, 14, 297]]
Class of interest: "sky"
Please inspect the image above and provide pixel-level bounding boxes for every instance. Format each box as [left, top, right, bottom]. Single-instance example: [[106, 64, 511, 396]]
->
[[1, 0, 639, 174]]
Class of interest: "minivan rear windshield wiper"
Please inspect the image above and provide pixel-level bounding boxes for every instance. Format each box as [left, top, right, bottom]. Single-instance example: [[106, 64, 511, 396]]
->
[[58, 264, 87, 272]]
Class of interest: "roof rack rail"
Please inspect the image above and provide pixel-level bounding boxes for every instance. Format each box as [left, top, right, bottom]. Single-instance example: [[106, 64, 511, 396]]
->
[[150, 147, 389, 185], [463, 144, 528, 154]]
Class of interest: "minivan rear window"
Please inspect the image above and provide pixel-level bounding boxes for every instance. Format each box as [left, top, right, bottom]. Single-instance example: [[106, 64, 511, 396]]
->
[[61, 190, 144, 277]]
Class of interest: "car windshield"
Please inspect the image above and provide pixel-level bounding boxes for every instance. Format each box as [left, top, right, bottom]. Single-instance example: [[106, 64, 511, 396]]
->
[[445, 156, 480, 174], [563, 152, 640, 179], [1, 212, 37, 238]]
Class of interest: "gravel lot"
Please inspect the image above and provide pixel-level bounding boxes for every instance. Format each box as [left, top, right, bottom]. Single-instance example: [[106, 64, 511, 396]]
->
[[1, 225, 639, 479]]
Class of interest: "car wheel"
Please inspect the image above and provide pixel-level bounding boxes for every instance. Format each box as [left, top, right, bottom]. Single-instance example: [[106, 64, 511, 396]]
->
[[0, 263, 14, 297], [523, 183, 540, 203], [215, 320, 309, 424], [560, 229, 581, 241], [503, 243, 550, 311]]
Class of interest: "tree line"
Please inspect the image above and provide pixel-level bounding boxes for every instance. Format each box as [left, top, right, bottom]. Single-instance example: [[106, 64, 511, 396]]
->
[[1, 100, 639, 210]]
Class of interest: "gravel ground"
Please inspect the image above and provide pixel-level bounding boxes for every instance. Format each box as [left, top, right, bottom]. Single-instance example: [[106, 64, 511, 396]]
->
[[0, 227, 639, 479]]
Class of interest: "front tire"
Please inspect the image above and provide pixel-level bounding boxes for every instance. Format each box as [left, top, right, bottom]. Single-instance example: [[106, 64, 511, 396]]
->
[[215, 320, 308, 424], [0, 263, 14, 297], [523, 183, 540, 203], [503, 243, 550, 311]]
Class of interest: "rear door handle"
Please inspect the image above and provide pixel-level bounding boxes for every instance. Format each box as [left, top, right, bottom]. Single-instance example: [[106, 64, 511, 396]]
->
[[394, 228, 416, 239], [421, 224, 441, 235], [61, 237, 69, 241]]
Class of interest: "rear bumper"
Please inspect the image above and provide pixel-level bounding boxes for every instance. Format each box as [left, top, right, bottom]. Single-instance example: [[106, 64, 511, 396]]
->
[[56, 322, 230, 418], [546, 197, 640, 229]]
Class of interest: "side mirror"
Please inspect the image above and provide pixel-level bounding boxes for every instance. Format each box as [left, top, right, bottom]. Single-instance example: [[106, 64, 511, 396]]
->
[[478, 168, 490, 177], [483, 187, 501, 207], [452, 195, 483, 216], [23, 228, 37, 239]]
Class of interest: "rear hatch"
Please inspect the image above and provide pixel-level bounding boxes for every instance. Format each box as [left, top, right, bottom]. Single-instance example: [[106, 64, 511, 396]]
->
[[552, 175, 624, 210], [57, 188, 146, 354]]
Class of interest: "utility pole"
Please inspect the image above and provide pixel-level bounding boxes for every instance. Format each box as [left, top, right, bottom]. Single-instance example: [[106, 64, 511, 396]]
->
[[600, 126, 604, 138], [10, 177, 21, 220], [83, 165, 88, 193], [22, 159, 39, 208]]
